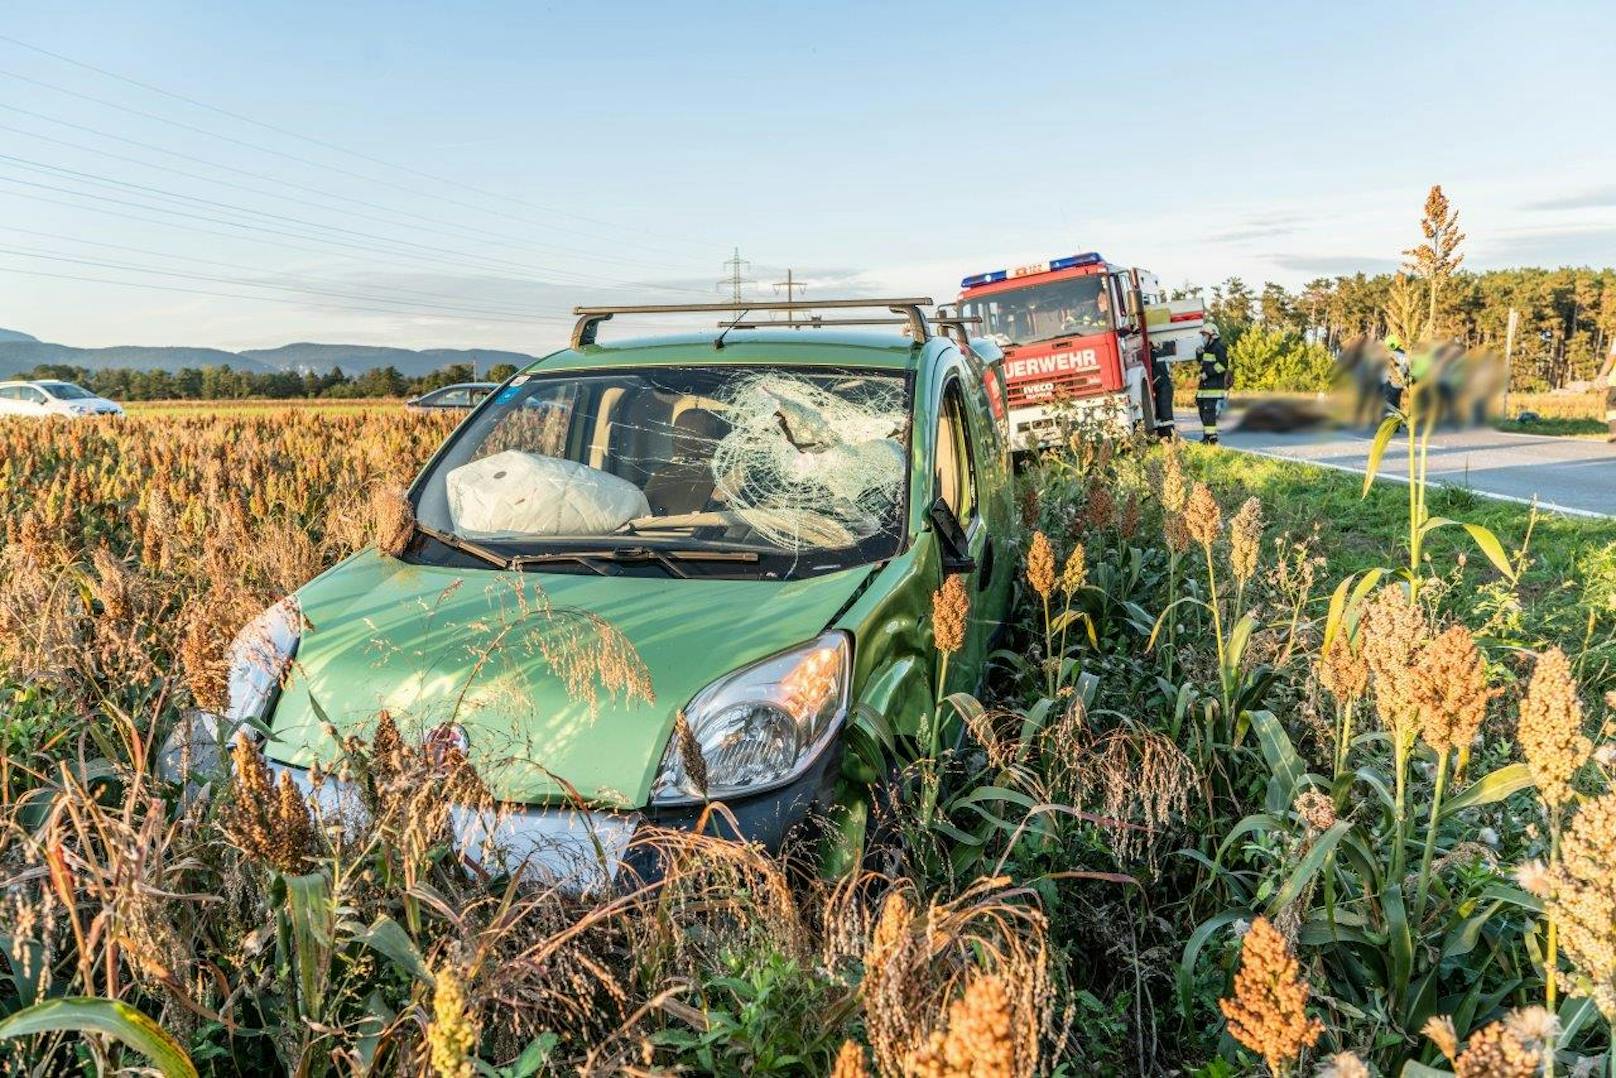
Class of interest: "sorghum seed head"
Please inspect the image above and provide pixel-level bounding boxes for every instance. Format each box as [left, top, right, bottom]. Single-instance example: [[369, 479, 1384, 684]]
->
[[1185, 483, 1222, 549], [1518, 646, 1591, 808], [1217, 916, 1322, 1073], [1027, 531, 1056, 599], [1228, 497, 1263, 585], [932, 574, 969, 655]]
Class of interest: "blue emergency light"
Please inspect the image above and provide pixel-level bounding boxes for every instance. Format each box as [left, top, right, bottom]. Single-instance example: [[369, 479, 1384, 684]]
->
[[961, 253, 1103, 289], [960, 269, 1008, 289]]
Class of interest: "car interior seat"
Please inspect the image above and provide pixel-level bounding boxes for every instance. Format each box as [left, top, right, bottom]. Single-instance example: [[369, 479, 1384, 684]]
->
[[641, 407, 728, 517]]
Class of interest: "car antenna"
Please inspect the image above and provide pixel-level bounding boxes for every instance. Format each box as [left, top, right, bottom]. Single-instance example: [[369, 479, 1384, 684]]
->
[[714, 308, 752, 350]]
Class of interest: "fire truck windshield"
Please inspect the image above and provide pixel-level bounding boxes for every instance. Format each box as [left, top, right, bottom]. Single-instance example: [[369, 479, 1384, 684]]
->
[[961, 276, 1112, 347]]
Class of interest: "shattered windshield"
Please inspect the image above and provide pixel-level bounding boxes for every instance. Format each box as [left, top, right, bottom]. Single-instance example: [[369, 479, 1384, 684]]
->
[[961, 276, 1112, 347], [411, 366, 911, 578]]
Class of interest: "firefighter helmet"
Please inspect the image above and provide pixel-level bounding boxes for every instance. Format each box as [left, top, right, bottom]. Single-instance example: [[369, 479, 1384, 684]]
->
[[1200, 320, 1220, 339], [1384, 334, 1403, 352]]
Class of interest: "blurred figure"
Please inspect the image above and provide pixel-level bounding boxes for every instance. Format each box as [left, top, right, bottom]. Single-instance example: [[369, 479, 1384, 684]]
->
[[1383, 335, 1408, 415], [1337, 337, 1384, 428], [1195, 321, 1229, 444], [1600, 346, 1616, 442]]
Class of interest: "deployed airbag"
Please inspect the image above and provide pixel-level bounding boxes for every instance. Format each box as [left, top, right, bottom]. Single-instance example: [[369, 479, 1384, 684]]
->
[[446, 450, 650, 538]]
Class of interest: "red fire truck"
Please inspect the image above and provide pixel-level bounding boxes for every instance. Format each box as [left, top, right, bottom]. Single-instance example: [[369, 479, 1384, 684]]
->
[[954, 251, 1203, 448]]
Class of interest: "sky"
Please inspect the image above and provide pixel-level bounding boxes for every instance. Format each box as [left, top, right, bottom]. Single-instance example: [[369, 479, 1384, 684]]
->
[[2, 0, 1614, 354]]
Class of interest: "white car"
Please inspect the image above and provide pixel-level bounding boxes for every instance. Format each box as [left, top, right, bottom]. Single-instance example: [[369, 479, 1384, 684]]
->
[[0, 380, 124, 418]]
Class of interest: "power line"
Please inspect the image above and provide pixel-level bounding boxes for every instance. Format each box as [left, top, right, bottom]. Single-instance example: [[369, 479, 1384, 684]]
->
[[0, 263, 565, 326], [0, 32, 722, 253], [0, 243, 581, 322], [0, 225, 556, 318], [0, 151, 709, 292], [0, 117, 709, 277], [0, 104, 706, 278], [0, 171, 702, 297], [0, 59, 714, 261]]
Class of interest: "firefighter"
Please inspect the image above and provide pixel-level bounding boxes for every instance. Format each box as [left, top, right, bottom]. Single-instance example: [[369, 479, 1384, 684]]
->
[[1194, 321, 1229, 444], [1150, 350, 1177, 439]]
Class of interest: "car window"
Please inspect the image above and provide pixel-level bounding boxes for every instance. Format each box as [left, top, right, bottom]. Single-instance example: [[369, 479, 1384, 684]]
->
[[39, 381, 96, 400], [411, 365, 911, 578], [432, 388, 471, 406], [469, 387, 492, 403], [934, 380, 978, 524], [0, 387, 17, 401], [20, 387, 47, 404]]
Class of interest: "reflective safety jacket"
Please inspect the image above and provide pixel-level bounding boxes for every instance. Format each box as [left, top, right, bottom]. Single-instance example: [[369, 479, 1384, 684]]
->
[[1196, 338, 1230, 397]]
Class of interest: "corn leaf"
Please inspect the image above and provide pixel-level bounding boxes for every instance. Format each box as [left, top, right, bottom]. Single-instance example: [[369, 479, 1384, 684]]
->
[[1177, 910, 1246, 1017], [0, 997, 197, 1078], [1250, 709, 1305, 815], [1439, 763, 1534, 820], [1361, 414, 1402, 496], [1462, 522, 1518, 581], [1323, 574, 1353, 653], [356, 916, 432, 986], [1266, 821, 1350, 915]]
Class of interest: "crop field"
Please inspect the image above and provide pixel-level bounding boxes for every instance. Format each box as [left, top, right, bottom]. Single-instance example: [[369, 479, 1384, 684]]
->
[[4, 408, 1616, 1075]]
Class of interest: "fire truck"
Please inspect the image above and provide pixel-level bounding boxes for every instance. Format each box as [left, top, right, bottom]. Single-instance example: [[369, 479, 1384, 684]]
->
[[954, 252, 1204, 448]]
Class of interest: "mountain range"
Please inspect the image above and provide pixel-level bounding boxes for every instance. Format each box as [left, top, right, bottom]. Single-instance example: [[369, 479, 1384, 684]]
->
[[0, 328, 540, 378]]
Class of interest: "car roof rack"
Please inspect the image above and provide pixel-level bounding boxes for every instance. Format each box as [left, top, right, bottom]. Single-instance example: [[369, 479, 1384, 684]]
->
[[571, 297, 934, 349], [715, 314, 984, 347]]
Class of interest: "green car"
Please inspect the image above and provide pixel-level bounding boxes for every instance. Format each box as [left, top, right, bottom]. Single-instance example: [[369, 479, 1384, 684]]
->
[[208, 298, 1016, 887]]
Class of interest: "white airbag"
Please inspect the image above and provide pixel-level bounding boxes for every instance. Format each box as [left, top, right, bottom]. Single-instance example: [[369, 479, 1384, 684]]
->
[[446, 450, 650, 538]]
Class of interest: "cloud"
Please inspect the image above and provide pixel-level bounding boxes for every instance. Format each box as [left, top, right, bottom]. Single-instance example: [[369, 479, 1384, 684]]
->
[[1522, 187, 1616, 211], [1206, 213, 1308, 244], [1473, 225, 1616, 268], [1269, 254, 1402, 276]]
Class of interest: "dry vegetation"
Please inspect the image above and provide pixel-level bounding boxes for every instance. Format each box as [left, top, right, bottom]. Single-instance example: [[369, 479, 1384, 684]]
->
[[3, 388, 1616, 1076]]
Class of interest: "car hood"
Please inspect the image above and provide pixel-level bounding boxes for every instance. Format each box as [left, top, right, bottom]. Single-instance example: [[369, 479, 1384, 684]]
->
[[264, 549, 872, 807], [58, 398, 121, 414]]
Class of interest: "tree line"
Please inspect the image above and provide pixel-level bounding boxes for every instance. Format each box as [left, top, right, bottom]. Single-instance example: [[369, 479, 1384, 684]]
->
[[1, 361, 522, 401], [1186, 265, 1616, 393]]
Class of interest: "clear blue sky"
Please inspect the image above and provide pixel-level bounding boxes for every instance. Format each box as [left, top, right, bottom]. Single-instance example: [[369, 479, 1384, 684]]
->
[[2, 1, 1613, 353]]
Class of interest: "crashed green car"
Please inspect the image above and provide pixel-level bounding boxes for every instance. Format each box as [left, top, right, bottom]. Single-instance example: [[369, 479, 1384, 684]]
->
[[208, 299, 1016, 886]]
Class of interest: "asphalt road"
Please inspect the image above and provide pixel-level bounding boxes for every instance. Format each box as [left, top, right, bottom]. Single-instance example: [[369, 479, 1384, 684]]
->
[[1175, 409, 1616, 518]]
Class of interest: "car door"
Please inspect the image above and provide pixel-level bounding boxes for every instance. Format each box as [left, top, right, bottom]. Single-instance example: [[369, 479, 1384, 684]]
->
[[932, 373, 991, 684], [16, 386, 50, 416]]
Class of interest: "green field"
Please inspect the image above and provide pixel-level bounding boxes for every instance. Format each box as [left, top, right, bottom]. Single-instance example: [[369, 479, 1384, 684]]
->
[[1184, 441, 1616, 645]]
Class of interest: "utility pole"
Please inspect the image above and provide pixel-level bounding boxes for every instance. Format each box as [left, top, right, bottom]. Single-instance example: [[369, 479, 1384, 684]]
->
[[717, 247, 754, 303], [771, 268, 807, 326]]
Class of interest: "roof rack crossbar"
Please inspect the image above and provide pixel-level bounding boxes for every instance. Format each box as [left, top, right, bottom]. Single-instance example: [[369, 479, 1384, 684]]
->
[[571, 297, 934, 349], [716, 317, 908, 329]]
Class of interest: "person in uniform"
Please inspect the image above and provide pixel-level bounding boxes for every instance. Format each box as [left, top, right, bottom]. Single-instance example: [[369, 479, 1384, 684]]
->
[[1195, 322, 1229, 444]]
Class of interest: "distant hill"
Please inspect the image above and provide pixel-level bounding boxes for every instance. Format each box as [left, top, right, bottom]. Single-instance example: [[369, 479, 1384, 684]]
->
[[0, 340, 268, 373], [0, 330, 539, 377], [239, 343, 539, 378]]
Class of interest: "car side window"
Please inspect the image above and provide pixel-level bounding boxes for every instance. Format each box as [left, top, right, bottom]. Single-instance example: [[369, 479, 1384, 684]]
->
[[934, 380, 978, 525], [436, 388, 471, 406], [22, 387, 46, 404]]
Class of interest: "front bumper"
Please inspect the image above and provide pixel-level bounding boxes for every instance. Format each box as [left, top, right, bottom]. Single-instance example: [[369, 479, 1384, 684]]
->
[[262, 732, 842, 893], [269, 760, 640, 893]]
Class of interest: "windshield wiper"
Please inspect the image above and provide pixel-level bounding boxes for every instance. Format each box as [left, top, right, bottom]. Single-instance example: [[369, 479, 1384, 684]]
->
[[510, 546, 763, 578], [413, 522, 510, 570]]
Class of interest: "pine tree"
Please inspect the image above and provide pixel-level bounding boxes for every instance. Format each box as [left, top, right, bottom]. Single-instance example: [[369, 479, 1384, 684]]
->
[[1401, 184, 1466, 338]]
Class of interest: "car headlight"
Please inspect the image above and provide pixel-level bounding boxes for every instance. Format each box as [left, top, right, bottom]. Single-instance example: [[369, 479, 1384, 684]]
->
[[651, 631, 850, 805], [226, 596, 302, 725]]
